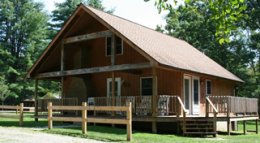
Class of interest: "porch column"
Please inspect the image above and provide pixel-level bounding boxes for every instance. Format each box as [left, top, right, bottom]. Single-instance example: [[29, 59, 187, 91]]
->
[[111, 34, 116, 128], [60, 40, 65, 105], [34, 79, 38, 122], [111, 34, 116, 107], [152, 67, 157, 133]]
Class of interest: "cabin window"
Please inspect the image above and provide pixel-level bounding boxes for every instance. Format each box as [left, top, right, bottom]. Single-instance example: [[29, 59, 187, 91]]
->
[[106, 36, 123, 56], [206, 80, 212, 96], [141, 77, 153, 96]]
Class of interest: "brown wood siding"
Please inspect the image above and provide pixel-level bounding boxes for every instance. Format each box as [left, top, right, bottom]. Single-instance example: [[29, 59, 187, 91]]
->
[[33, 11, 148, 74], [63, 69, 152, 101], [157, 68, 182, 96]]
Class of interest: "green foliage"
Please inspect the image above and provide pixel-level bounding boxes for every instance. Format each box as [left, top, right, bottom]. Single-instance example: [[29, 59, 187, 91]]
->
[[157, 0, 260, 97], [145, 0, 248, 45], [0, 76, 10, 105], [0, 0, 49, 103]]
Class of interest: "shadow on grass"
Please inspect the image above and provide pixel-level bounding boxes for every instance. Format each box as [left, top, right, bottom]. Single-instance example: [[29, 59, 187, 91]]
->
[[44, 125, 128, 142], [217, 131, 245, 136]]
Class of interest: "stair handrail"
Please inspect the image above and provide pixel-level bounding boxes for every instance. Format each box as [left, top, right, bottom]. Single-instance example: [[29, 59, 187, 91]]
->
[[206, 97, 218, 115], [206, 97, 218, 134], [176, 96, 188, 114], [176, 96, 187, 135]]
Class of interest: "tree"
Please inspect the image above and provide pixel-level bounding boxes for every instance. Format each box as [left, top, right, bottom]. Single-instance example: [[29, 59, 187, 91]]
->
[[145, 0, 247, 44], [0, 76, 10, 105], [49, 0, 113, 39], [0, 0, 49, 102], [157, 0, 258, 98]]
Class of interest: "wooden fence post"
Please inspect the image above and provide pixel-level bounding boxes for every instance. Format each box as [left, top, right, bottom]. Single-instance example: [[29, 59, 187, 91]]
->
[[19, 103, 24, 126], [243, 120, 246, 135], [127, 102, 132, 141], [16, 105, 18, 114], [256, 119, 258, 134], [82, 102, 87, 134], [48, 102, 53, 129]]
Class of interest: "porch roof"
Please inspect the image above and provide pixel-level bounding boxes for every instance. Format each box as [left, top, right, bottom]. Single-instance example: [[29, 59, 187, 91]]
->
[[26, 4, 243, 82]]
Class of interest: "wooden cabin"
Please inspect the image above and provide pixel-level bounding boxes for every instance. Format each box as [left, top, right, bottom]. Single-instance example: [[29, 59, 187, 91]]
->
[[26, 4, 258, 136]]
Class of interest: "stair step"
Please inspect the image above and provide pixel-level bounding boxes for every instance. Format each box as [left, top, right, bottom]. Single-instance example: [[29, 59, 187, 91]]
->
[[186, 127, 214, 130], [184, 132, 216, 135]]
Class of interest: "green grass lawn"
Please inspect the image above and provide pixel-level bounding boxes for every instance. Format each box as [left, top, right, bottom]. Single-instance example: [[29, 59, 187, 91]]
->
[[0, 113, 259, 143]]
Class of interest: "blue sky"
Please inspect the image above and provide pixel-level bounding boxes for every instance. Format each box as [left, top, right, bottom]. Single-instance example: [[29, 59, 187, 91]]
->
[[36, 0, 168, 29]]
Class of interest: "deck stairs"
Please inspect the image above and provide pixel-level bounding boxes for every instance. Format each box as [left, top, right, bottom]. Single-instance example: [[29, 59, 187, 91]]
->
[[180, 117, 217, 137]]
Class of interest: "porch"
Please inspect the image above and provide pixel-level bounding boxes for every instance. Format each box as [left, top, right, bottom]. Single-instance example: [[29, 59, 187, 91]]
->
[[35, 95, 258, 136]]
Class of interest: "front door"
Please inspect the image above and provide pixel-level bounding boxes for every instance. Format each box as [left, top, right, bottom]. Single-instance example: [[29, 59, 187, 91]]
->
[[183, 75, 200, 115], [107, 78, 121, 106]]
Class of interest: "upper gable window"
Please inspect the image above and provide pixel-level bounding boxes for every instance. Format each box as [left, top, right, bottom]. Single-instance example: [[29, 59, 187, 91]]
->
[[106, 36, 123, 56]]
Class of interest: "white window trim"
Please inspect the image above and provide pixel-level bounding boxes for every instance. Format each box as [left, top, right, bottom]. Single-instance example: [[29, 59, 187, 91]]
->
[[105, 36, 124, 56], [192, 76, 200, 115], [106, 77, 121, 97], [206, 80, 212, 96], [140, 76, 153, 96]]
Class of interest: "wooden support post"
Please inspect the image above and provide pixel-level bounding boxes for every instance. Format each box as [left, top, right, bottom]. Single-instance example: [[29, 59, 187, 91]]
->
[[61, 40, 64, 71], [19, 103, 24, 126], [60, 40, 65, 105], [206, 99, 209, 117], [82, 102, 87, 134], [243, 120, 246, 135], [48, 102, 53, 129], [111, 34, 116, 128], [183, 110, 186, 135], [213, 112, 217, 137], [93, 111, 96, 126], [152, 121, 157, 134], [256, 119, 258, 134], [152, 67, 157, 133], [34, 79, 38, 122], [127, 102, 132, 141], [227, 119, 231, 135], [112, 72, 115, 107], [111, 71, 115, 128], [227, 98, 231, 135]]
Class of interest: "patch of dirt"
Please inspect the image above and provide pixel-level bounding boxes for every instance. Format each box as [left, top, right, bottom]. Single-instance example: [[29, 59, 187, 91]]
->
[[0, 126, 104, 143]]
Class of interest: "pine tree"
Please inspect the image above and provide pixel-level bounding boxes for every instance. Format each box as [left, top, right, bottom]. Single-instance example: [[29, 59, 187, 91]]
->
[[0, 0, 49, 102]]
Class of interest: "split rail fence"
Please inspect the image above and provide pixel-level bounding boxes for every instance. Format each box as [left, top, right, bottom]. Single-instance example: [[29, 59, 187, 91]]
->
[[0, 103, 24, 126], [48, 102, 132, 141]]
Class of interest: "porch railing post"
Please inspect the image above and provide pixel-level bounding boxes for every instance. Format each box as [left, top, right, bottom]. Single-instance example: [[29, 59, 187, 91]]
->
[[206, 97, 209, 117], [227, 97, 231, 135]]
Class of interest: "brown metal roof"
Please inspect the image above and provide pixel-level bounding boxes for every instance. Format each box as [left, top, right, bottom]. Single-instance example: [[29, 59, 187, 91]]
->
[[84, 5, 242, 82]]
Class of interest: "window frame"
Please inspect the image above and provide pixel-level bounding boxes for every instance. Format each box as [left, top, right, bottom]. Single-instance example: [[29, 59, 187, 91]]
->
[[105, 36, 123, 56], [206, 80, 212, 96]]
